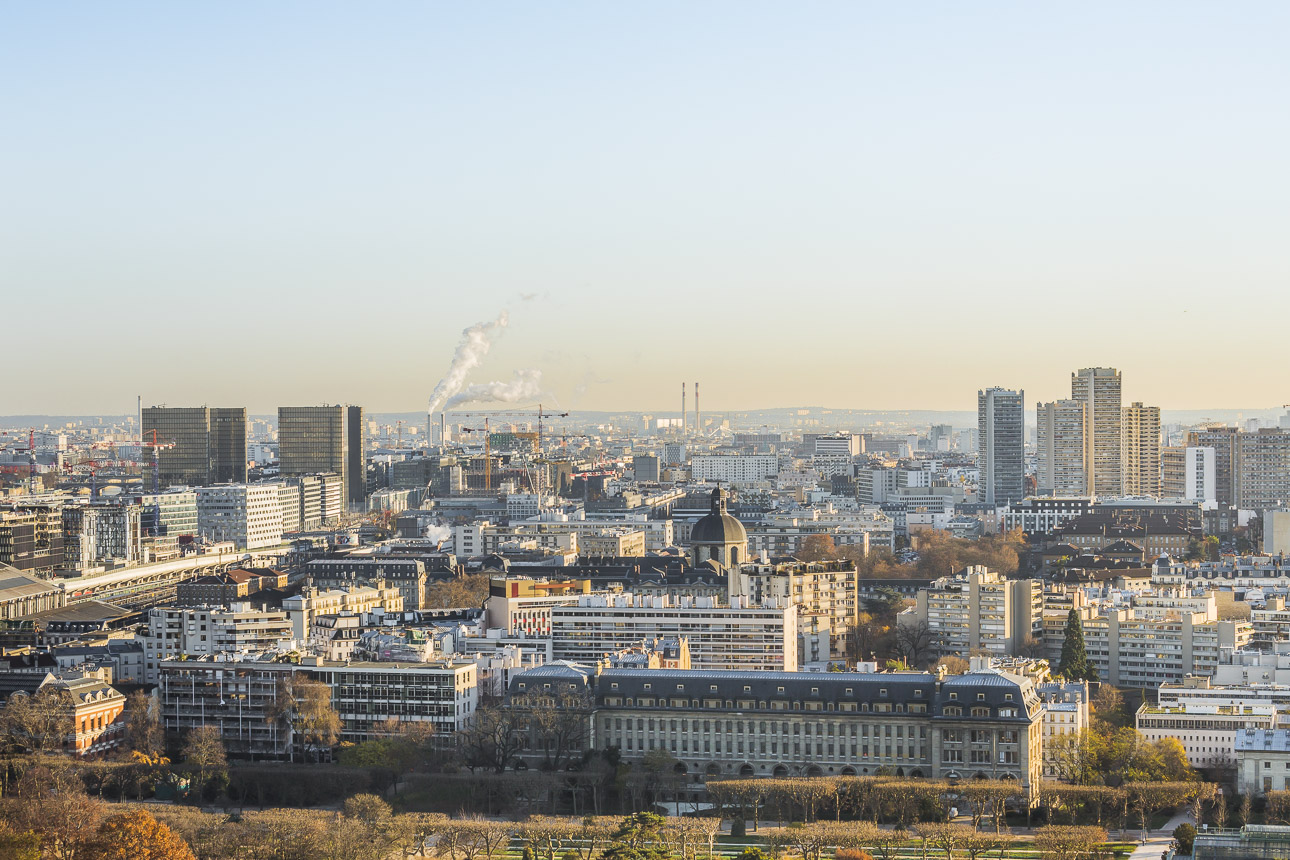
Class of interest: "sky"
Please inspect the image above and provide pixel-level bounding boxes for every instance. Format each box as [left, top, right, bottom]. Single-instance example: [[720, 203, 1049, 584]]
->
[[4, 3, 1288, 416]]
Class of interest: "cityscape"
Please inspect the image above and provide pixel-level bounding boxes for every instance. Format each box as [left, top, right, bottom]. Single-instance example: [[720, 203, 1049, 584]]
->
[[6, 4, 1290, 860]]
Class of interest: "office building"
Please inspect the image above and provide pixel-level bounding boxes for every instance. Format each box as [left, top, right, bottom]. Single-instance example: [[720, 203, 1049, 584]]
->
[[633, 455, 661, 482], [195, 484, 284, 549], [142, 406, 247, 489], [61, 504, 142, 569], [1071, 367, 1122, 496], [728, 560, 858, 658], [278, 405, 365, 510], [1036, 400, 1086, 496], [1138, 701, 1275, 770], [0, 507, 65, 574], [1236, 428, 1290, 512], [1121, 402, 1161, 497], [159, 656, 478, 756], [977, 388, 1024, 505]]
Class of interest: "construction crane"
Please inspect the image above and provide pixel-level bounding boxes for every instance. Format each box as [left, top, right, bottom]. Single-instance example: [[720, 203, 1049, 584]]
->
[[140, 430, 175, 494], [449, 406, 570, 498], [27, 429, 37, 494]]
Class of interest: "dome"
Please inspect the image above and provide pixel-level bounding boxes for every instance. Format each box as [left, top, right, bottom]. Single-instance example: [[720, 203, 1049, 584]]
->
[[690, 488, 748, 545]]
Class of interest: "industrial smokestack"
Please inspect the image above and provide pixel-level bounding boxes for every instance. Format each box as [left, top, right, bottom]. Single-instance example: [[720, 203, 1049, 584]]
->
[[682, 383, 687, 434], [695, 382, 700, 436]]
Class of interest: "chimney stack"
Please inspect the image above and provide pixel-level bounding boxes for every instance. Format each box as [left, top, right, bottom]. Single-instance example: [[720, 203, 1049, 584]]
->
[[695, 382, 700, 436]]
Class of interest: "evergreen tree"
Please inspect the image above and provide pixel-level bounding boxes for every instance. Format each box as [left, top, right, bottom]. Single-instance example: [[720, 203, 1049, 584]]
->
[[1058, 608, 1097, 681]]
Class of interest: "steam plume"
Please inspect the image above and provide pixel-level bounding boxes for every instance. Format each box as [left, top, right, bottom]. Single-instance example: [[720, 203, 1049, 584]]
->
[[427, 312, 509, 416], [444, 369, 543, 409]]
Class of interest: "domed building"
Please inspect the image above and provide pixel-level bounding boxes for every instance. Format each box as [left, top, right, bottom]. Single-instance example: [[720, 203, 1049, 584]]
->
[[689, 487, 748, 569]]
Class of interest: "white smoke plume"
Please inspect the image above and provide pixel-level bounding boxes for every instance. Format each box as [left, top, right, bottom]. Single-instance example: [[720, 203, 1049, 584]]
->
[[427, 312, 509, 416], [444, 369, 543, 410]]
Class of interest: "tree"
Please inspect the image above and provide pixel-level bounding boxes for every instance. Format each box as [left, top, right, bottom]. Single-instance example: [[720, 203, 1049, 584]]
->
[[459, 704, 526, 773], [894, 619, 934, 668], [266, 674, 342, 762], [424, 573, 491, 609], [798, 535, 839, 562], [124, 690, 165, 757], [182, 725, 228, 799], [1174, 822, 1197, 856], [1058, 609, 1096, 681], [933, 656, 969, 676], [1091, 684, 1124, 728], [3, 764, 104, 860], [0, 687, 74, 753], [90, 810, 196, 860], [1032, 825, 1107, 860], [0, 821, 40, 860]]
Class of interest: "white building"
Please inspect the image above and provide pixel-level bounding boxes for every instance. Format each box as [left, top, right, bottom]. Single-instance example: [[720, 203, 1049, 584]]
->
[[1187, 446, 1218, 506], [1037, 679, 1090, 780], [691, 455, 779, 485], [196, 484, 284, 549], [1137, 700, 1276, 769], [550, 593, 798, 672], [1235, 729, 1290, 796], [142, 604, 295, 682]]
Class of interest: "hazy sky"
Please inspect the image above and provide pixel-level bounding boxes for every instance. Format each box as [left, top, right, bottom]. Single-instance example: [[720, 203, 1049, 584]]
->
[[5, 3, 1288, 415]]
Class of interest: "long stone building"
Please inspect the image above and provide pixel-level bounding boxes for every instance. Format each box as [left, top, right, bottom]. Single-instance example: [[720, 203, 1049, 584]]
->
[[510, 662, 1045, 796]]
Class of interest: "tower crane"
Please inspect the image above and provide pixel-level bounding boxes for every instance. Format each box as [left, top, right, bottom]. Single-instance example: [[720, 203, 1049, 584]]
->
[[448, 406, 569, 497], [140, 429, 175, 494]]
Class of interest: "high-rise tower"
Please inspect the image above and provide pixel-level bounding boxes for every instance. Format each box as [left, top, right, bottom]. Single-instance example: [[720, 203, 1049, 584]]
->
[[978, 387, 1025, 505], [1071, 367, 1122, 497]]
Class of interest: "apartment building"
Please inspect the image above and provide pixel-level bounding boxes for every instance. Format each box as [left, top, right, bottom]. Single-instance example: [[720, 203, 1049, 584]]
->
[[484, 577, 592, 635], [305, 557, 427, 611], [1036, 400, 1086, 496], [728, 559, 858, 657], [901, 566, 1042, 657], [1036, 679, 1090, 780], [159, 656, 477, 756], [1071, 367, 1123, 497], [550, 593, 798, 671], [142, 604, 295, 682], [1076, 607, 1253, 687], [978, 388, 1025, 505], [690, 455, 779, 485], [1121, 402, 1162, 497], [1235, 730, 1290, 796], [1236, 428, 1290, 511], [526, 663, 1044, 794], [1187, 426, 1239, 506], [282, 583, 404, 639], [0, 507, 65, 573]]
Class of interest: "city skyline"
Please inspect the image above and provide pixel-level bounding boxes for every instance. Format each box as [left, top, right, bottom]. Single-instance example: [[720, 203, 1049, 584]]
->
[[5, 3, 1290, 414]]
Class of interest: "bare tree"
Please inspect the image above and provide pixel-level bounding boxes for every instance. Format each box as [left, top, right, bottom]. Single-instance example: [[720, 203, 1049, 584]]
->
[[124, 690, 165, 756], [182, 725, 228, 799], [0, 687, 74, 753], [459, 704, 526, 773], [1032, 825, 1107, 860], [894, 619, 935, 668]]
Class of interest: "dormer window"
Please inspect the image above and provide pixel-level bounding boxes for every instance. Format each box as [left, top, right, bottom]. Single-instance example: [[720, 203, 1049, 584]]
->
[[710, 685, 718, 692], [977, 693, 985, 701], [676, 684, 685, 691], [643, 683, 651, 691], [811, 687, 819, 696], [1005, 693, 1013, 701], [845, 688, 853, 696], [880, 688, 888, 696], [949, 692, 957, 700], [744, 686, 752, 693], [611, 683, 619, 690]]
